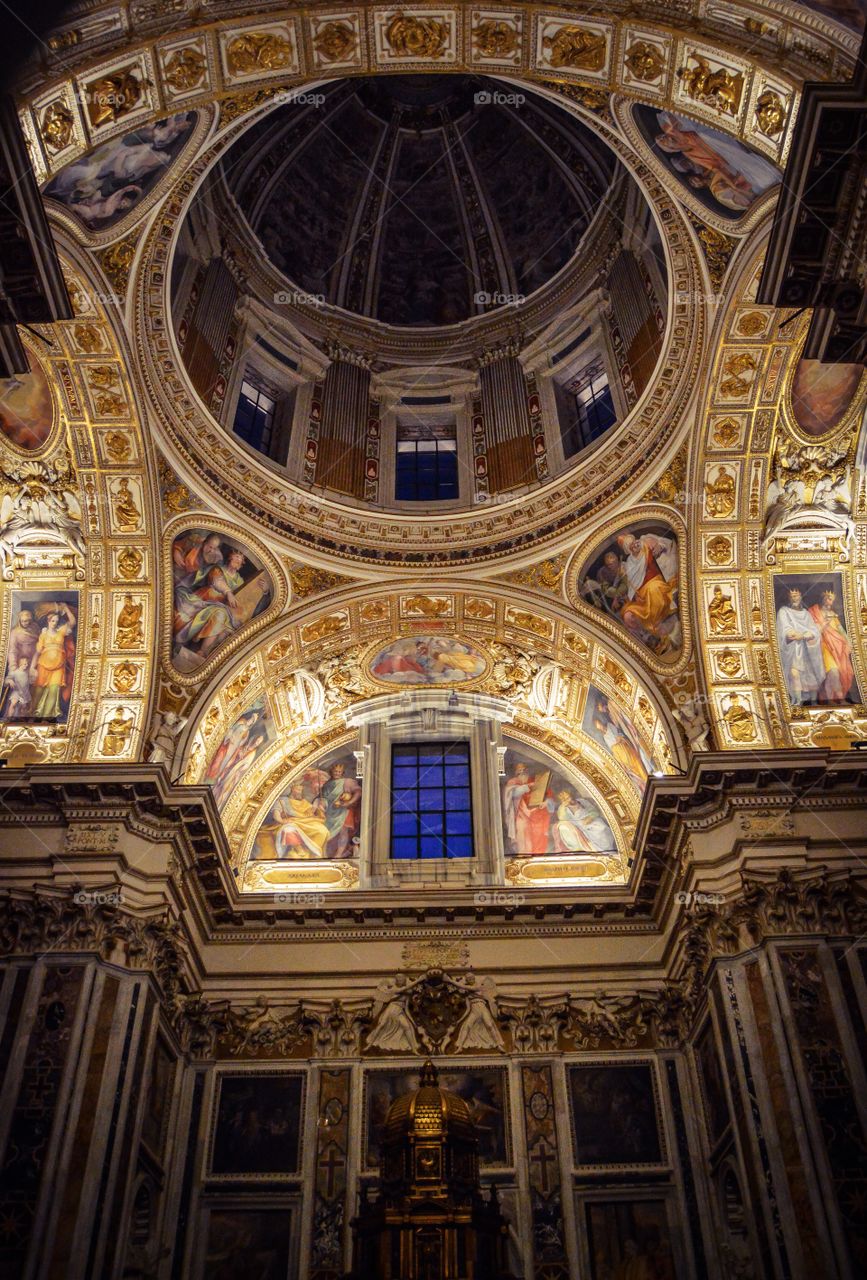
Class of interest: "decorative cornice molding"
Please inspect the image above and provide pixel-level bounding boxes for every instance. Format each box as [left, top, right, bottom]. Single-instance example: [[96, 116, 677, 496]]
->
[[1, 757, 866, 948], [0, 886, 191, 1007]]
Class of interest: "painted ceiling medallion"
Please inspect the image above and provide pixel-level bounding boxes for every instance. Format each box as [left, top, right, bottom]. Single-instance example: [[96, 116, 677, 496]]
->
[[368, 636, 487, 685]]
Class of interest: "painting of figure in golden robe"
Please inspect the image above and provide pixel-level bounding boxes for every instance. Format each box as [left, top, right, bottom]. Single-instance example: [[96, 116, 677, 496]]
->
[[171, 529, 272, 673], [1, 591, 78, 724], [253, 747, 361, 861], [579, 522, 681, 659]]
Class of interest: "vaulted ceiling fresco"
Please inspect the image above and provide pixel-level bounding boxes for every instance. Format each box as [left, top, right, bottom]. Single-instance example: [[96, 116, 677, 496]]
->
[[2, 0, 865, 900]]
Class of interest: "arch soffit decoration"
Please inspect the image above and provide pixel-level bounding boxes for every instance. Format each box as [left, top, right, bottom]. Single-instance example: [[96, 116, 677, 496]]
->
[[176, 584, 678, 860], [691, 240, 867, 750], [0, 232, 160, 763]]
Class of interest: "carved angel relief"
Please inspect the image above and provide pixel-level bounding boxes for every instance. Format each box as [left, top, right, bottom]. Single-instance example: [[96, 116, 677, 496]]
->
[[367, 970, 505, 1055], [0, 448, 86, 575], [764, 440, 853, 546]]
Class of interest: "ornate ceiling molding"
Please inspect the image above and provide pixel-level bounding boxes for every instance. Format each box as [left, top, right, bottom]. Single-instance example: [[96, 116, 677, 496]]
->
[[17, 2, 855, 189]]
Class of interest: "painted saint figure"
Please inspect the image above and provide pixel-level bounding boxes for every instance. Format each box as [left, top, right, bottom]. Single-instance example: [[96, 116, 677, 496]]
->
[[553, 790, 615, 853], [251, 751, 362, 862], [369, 635, 486, 685], [503, 761, 553, 856], [617, 530, 679, 655], [807, 588, 857, 704], [579, 523, 680, 658], [775, 587, 824, 705], [30, 603, 77, 719], [3, 658, 32, 718], [589, 695, 650, 791], [319, 761, 362, 858], [44, 113, 195, 229], [500, 748, 617, 858], [267, 783, 330, 859], [171, 530, 271, 671], [204, 701, 274, 810]]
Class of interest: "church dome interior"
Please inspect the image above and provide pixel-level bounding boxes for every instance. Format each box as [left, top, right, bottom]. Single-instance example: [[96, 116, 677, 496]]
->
[[217, 74, 618, 328], [1, 2, 866, 1277], [170, 74, 667, 507]]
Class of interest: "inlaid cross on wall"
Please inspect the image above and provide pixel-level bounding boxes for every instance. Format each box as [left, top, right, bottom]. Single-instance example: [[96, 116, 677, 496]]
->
[[318, 1143, 346, 1199]]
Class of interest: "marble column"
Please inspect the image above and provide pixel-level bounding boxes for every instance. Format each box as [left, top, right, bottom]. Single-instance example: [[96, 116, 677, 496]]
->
[[0, 959, 157, 1280]]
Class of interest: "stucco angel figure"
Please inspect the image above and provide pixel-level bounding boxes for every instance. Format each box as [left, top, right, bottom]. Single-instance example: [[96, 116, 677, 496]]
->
[[0, 472, 86, 572], [148, 711, 187, 767], [764, 444, 854, 544], [672, 696, 710, 751], [366, 975, 421, 1053], [452, 975, 505, 1053]]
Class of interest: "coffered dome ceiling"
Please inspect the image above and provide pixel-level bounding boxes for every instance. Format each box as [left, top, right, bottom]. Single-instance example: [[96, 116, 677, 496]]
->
[[222, 75, 617, 327]]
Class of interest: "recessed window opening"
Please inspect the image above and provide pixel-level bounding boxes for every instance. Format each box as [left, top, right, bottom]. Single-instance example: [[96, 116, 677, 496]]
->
[[390, 741, 473, 859], [234, 376, 276, 455], [573, 366, 617, 444], [396, 419, 458, 501]]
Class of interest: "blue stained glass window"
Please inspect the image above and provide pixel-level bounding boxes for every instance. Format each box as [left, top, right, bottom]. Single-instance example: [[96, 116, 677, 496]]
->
[[389, 742, 474, 860], [395, 438, 458, 501]]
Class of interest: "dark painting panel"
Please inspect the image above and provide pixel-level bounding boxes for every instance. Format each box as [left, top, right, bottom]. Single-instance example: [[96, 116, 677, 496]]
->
[[791, 360, 863, 437], [694, 1021, 730, 1148], [365, 1066, 509, 1168], [569, 1063, 663, 1167], [0, 348, 54, 451], [140, 1037, 175, 1161], [586, 1199, 675, 1280], [202, 1209, 291, 1279], [210, 1074, 303, 1177]]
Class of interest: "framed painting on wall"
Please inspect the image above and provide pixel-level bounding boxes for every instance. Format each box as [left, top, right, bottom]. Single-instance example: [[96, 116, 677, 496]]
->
[[201, 1206, 296, 1279], [693, 1019, 731, 1149], [584, 1197, 677, 1279], [208, 1072, 304, 1179], [568, 1061, 666, 1170], [1, 591, 78, 724]]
